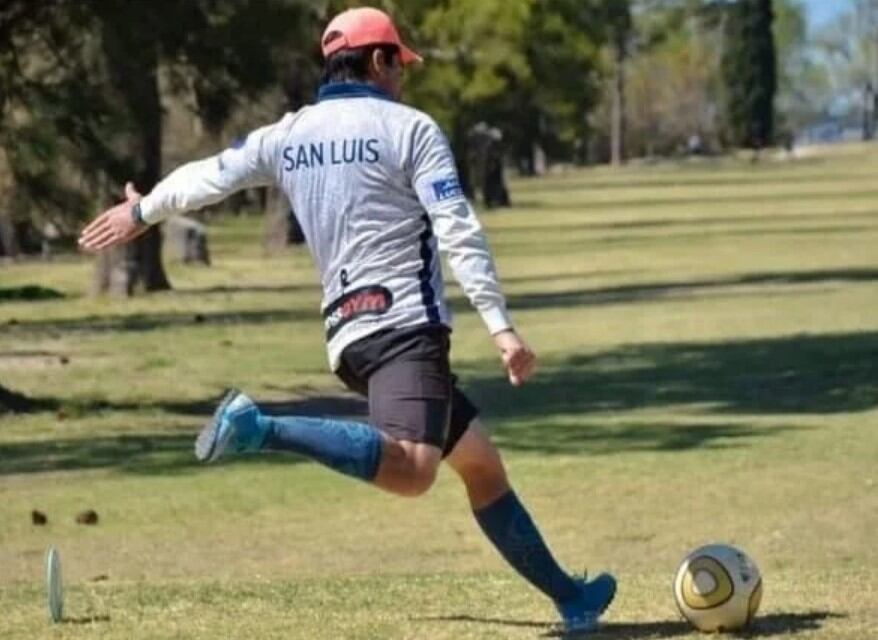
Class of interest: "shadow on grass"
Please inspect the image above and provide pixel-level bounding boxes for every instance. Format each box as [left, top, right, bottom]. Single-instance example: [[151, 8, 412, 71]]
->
[[563, 611, 840, 638], [514, 167, 840, 195], [421, 610, 839, 638], [0, 285, 65, 302], [0, 393, 368, 476], [171, 282, 320, 296], [494, 211, 878, 237], [415, 613, 551, 629], [0, 432, 207, 475], [0, 384, 57, 415], [494, 224, 878, 253], [466, 268, 878, 314], [514, 186, 878, 212], [6, 269, 875, 338], [0, 429, 323, 476], [3, 331, 874, 473], [491, 422, 792, 456], [154, 394, 368, 420], [500, 269, 642, 287], [464, 332, 878, 444], [732, 611, 844, 638], [3, 307, 316, 336], [63, 615, 111, 625]]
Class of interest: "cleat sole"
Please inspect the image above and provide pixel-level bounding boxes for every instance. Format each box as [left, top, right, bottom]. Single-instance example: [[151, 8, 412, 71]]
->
[[195, 388, 241, 462]]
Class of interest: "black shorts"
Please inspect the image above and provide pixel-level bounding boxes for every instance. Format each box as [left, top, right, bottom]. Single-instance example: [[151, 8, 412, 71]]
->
[[335, 324, 479, 457]]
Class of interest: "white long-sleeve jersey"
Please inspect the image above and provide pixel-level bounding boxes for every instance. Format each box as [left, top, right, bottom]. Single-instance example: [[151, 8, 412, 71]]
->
[[140, 82, 512, 369]]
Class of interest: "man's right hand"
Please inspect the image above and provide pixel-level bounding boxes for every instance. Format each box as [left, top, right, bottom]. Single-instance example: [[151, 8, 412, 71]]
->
[[78, 182, 148, 253], [493, 329, 537, 387]]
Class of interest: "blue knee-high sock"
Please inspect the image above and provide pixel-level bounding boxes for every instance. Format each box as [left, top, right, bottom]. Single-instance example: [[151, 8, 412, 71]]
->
[[475, 490, 579, 604], [253, 415, 383, 482]]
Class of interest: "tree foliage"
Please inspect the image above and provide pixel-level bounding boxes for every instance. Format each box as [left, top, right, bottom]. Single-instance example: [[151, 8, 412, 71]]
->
[[720, 0, 778, 148], [402, 0, 614, 178], [0, 0, 815, 274], [0, 1, 100, 225], [0, 0, 316, 290]]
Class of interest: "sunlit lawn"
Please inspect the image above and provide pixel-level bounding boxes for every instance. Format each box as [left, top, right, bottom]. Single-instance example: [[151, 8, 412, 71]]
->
[[1, 144, 876, 638]]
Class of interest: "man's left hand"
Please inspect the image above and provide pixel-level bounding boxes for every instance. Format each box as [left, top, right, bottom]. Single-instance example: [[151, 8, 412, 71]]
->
[[78, 182, 148, 253]]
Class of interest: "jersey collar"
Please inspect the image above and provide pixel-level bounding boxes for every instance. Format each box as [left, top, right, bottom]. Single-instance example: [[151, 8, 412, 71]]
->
[[317, 82, 395, 102]]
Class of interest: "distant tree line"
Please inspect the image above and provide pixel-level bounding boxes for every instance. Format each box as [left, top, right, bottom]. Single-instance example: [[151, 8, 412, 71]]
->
[[0, 0, 793, 296]]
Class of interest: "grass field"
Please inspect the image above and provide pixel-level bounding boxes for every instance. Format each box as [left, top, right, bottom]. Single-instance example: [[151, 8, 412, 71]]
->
[[1, 143, 876, 639]]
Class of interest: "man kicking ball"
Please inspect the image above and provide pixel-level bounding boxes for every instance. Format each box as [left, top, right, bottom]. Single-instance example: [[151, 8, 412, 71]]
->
[[78, 7, 615, 632]]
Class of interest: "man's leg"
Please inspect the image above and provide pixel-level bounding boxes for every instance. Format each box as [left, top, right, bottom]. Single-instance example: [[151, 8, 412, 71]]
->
[[263, 406, 442, 497], [445, 420, 580, 599], [445, 419, 616, 631], [195, 389, 440, 497]]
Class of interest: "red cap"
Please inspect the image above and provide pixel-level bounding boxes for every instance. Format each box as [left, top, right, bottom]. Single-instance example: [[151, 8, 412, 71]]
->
[[321, 7, 422, 65]]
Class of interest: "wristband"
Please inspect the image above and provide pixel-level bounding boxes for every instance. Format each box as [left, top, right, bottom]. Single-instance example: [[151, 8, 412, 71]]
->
[[131, 202, 148, 227]]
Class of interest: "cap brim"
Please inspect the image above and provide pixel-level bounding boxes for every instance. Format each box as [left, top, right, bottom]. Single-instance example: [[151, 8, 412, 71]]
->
[[399, 43, 422, 65]]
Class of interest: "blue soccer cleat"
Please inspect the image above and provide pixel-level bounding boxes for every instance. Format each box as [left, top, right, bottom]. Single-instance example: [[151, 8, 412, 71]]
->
[[555, 572, 617, 634], [195, 389, 262, 462]]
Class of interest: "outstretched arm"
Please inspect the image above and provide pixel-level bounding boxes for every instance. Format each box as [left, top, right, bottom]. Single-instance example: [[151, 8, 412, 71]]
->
[[78, 113, 295, 253]]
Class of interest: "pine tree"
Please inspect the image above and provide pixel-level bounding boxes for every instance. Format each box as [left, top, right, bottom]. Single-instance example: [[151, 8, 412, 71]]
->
[[721, 0, 777, 149]]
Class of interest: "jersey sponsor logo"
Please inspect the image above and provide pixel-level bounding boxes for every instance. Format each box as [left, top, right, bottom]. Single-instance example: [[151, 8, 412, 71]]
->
[[282, 139, 380, 171], [432, 177, 463, 202], [322, 285, 393, 340]]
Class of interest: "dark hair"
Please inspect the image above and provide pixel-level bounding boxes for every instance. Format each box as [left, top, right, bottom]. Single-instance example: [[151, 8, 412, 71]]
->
[[321, 37, 400, 84]]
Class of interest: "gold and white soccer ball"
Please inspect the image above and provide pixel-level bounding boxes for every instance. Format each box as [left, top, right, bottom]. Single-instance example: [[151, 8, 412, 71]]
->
[[673, 544, 762, 633]]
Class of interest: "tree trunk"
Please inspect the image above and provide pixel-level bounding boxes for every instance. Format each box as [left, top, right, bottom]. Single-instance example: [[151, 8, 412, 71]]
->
[[0, 148, 18, 259], [864, 82, 876, 141], [452, 118, 473, 198], [94, 12, 171, 296], [0, 213, 19, 259], [610, 39, 626, 167], [131, 50, 171, 292], [133, 226, 171, 290], [874, 91, 878, 138]]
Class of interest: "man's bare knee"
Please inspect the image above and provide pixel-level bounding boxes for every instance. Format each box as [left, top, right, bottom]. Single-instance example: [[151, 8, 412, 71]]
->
[[374, 439, 441, 497], [396, 464, 437, 497]]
